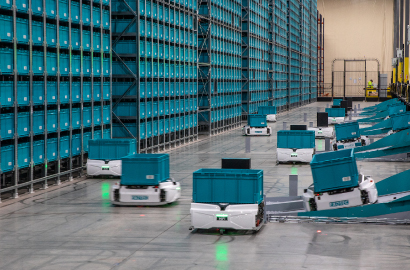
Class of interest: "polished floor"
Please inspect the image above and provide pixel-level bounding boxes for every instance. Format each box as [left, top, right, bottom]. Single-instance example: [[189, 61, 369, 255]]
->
[[1, 102, 409, 270]]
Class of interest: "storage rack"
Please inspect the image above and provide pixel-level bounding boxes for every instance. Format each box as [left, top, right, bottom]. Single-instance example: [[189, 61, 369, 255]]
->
[[197, 0, 242, 134], [316, 9, 323, 98], [269, 0, 288, 112], [111, 0, 198, 152], [309, 2, 317, 101], [300, 0, 310, 104], [287, 0, 300, 109], [0, 0, 111, 200], [241, 0, 270, 116]]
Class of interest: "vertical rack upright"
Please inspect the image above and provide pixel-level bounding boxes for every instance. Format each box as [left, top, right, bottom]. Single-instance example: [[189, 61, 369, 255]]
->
[[197, 0, 242, 134], [111, 0, 199, 152], [0, 0, 112, 200]]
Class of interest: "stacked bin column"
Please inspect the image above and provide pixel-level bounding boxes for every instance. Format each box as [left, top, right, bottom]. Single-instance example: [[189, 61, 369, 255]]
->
[[241, 0, 270, 116], [269, 0, 288, 111], [0, 0, 111, 197], [197, 0, 242, 134], [111, 0, 198, 151]]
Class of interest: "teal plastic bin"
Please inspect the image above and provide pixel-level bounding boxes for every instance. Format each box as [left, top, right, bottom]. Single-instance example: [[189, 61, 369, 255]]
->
[[59, 81, 70, 103], [71, 28, 81, 50], [83, 132, 92, 152], [71, 1, 80, 23], [1, 113, 14, 139], [47, 138, 58, 161], [94, 106, 102, 125], [32, 51, 44, 76], [72, 81, 81, 102], [88, 139, 136, 160], [277, 130, 315, 149], [0, 47, 13, 74], [46, 0, 56, 18], [333, 99, 342, 106], [83, 106, 92, 127], [83, 81, 91, 101], [33, 111, 45, 135], [17, 49, 29, 75], [0, 81, 13, 106], [46, 23, 57, 47], [247, 114, 267, 127], [258, 106, 276, 115], [47, 81, 57, 104], [32, 81, 45, 104], [0, 15, 13, 42], [121, 154, 170, 186], [17, 142, 30, 168], [47, 110, 58, 133], [1, 145, 14, 172], [17, 112, 30, 137], [60, 136, 70, 158], [103, 105, 110, 124], [192, 169, 264, 204], [71, 134, 81, 156], [335, 121, 360, 141], [58, 0, 69, 21], [32, 20, 43, 45], [16, 18, 29, 43], [33, 140, 45, 165], [310, 149, 359, 193], [72, 108, 81, 129], [59, 109, 70, 131], [82, 4, 91, 25], [325, 108, 345, 117]]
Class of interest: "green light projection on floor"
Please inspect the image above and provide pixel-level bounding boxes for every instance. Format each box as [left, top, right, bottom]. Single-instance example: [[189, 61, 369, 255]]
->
[[291, 167, 298, 175], [318, 139, 323, 151], [216, 243, 228, 262], [102, 182, 110, 200]]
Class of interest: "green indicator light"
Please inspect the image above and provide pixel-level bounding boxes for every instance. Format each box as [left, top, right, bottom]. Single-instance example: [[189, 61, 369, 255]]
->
[[176, 187, 181, 190], [291, 167, 298, 175], [216, 214, 228, 218], [318, 139, 324, 151]]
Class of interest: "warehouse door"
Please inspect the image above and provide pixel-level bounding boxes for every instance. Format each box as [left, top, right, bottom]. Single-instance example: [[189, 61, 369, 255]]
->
[[332, 59, 379, 99], [344, 60, 366, 97]]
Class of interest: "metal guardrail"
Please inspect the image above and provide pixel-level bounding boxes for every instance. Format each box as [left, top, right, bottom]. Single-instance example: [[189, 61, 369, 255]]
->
[[0, 166, 85, 195]]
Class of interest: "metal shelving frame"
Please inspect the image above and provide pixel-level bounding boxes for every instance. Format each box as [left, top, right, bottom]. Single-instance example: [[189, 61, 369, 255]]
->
[[269, 0, 289, 112], [198, 0, 242, 134], [0, 0, 112, 201], [241, 0, 270, 117], [112, 0, 198, 152]]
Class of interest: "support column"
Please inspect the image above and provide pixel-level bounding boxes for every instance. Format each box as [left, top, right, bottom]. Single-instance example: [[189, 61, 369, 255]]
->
[[405, 0, 409, 83]]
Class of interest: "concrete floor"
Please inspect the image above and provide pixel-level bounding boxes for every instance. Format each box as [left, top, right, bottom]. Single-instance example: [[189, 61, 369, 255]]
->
[[1, 101, 410, 270]]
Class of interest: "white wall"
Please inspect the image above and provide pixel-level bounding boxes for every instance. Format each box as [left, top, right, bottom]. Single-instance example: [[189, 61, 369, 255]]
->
[[317, 0, 394, 90]]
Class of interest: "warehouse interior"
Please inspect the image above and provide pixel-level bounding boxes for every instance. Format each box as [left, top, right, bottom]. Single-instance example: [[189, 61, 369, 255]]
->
[[2, 0, 410, 269]]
